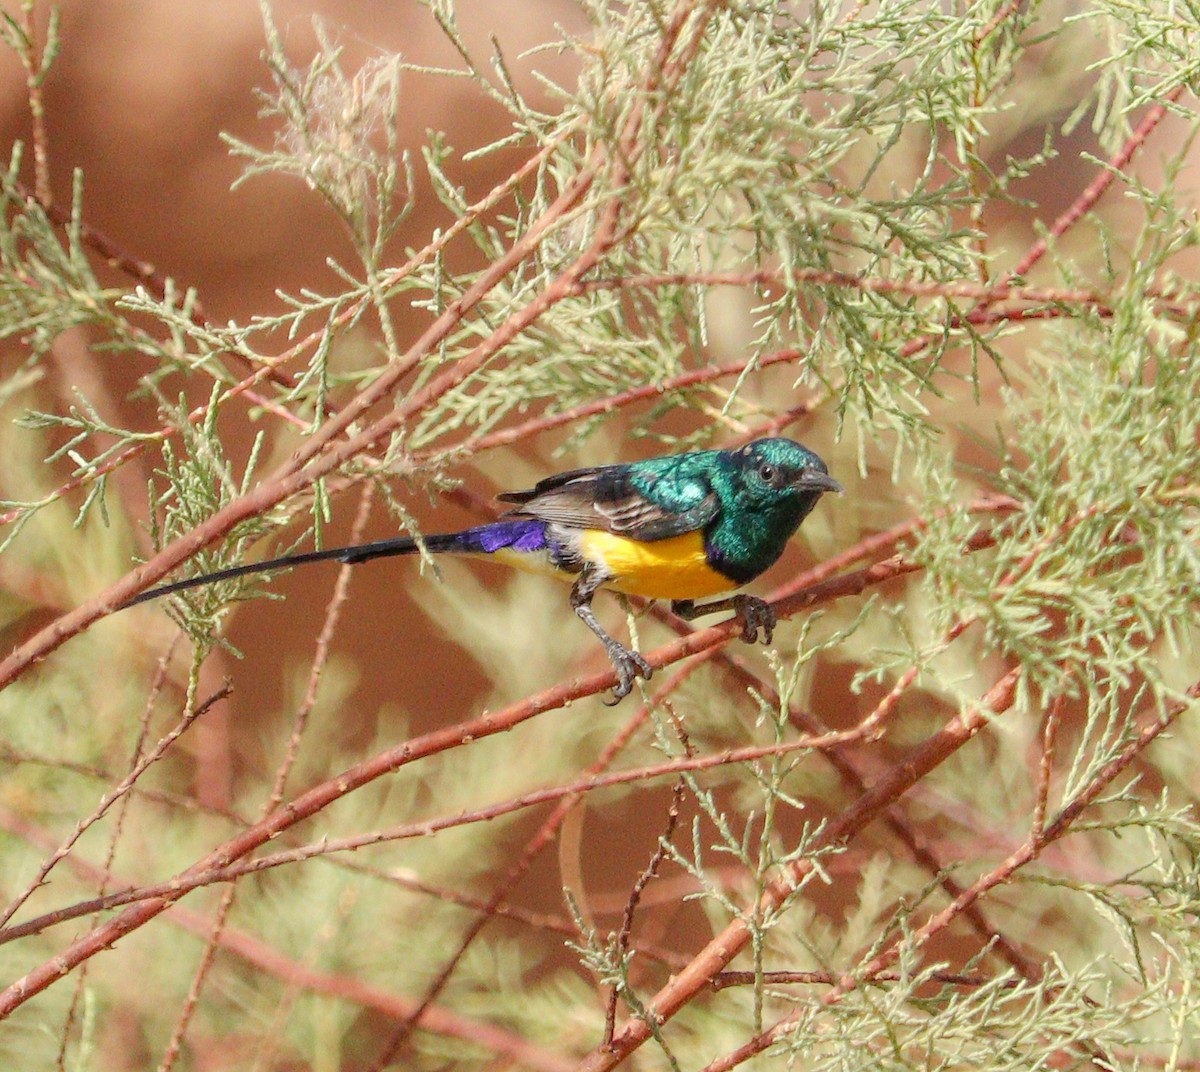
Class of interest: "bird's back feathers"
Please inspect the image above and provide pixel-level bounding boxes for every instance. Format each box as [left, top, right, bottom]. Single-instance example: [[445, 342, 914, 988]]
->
[[498, 456, 721, 542]]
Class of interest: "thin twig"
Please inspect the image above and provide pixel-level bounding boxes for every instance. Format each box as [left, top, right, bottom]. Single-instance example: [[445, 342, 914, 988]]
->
[[0, 532, 932, 1011], [605, 767, 689, 1046], [155, 486, 376, 1072], [57, 636, 179, 1066], [579, 666, 1024, 1071], [0, 128, 563, 532], [18, 2, 50, 206], [579, 269, 1193, 320], [710, 968, 1022, 990], [1032, 690, 1066, 838], [0, 680, 231, 931], [695, 679, 1199, 1072], [0, 807, 573, 1072]]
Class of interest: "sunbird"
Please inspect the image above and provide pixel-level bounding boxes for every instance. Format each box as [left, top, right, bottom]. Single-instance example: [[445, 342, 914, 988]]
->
[[127, 437, 841, 702]]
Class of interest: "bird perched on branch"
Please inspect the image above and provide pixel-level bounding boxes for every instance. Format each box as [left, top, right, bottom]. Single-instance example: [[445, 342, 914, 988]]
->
[[127, 437, 841, 703]]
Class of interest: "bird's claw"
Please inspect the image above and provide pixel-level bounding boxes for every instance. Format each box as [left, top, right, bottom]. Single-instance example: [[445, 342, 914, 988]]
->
[[733, 594, 775, 645], [603, 643, 653, 706]]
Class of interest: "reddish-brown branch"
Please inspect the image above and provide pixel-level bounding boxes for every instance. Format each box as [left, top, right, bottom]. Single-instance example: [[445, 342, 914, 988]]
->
[[605, 762, 689, 1046], [975, 0, 1026, 45], [157, 484, 376, 1072], [0, 125, 610, 688], [890, 84, 1191, 367], [0, 680, 231, 931], [56, 635, 178, 1064], [579, 666, 1023, 1070], [0, 807, 574, 1072], [0, 725, 963, 941], [1005, 84, 1188, 283], [0, 129, 561, 533], [0, 536, 930, 1013], [452, 348, 809, 456], [374, 670, 673, 1064], [697, 679, 1199, 1072]]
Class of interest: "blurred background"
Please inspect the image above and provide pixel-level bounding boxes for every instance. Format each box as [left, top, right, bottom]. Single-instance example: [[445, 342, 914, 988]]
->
[[5, 0, 1189, 785], [0, 0, 603, 797], [1, 3, 1197, 1069]]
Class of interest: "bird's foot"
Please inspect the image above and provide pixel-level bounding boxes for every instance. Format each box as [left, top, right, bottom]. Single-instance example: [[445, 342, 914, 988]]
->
[[732, 594, 775, 645], [602, 641, 653, 706]]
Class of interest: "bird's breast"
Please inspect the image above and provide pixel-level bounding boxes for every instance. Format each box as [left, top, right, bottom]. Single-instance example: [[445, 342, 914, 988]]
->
[[578, 529, 737, 599]]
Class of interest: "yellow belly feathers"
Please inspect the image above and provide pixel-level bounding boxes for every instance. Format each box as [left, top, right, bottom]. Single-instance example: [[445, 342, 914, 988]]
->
[[483, 528, 736, 599], [577, 529, 735, 599]]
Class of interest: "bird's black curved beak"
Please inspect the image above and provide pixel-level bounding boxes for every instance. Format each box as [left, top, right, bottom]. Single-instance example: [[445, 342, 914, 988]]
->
[[797, 470, 844, 494]]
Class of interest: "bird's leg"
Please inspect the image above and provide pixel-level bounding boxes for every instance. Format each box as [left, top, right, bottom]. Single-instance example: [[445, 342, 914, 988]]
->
[[570, 564, 652, 705], [671, 594, 776, 645]]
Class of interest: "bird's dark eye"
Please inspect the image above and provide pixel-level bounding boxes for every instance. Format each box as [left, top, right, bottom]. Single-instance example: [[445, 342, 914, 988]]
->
[[758, 462, 777, 484]]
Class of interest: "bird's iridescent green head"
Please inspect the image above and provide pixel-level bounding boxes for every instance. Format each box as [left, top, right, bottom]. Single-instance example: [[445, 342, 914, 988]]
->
[[705, 437, 841, 585], [731, 438, 842, 501]]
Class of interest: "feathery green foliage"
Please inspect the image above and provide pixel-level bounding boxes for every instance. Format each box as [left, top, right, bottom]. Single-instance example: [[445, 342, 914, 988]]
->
[[0, 1, 1197, 1069]]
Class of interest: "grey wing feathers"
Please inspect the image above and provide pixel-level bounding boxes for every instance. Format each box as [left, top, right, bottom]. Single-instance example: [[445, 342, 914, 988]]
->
[[497, 465, 719, 541], [496, 466, 609, 530]]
